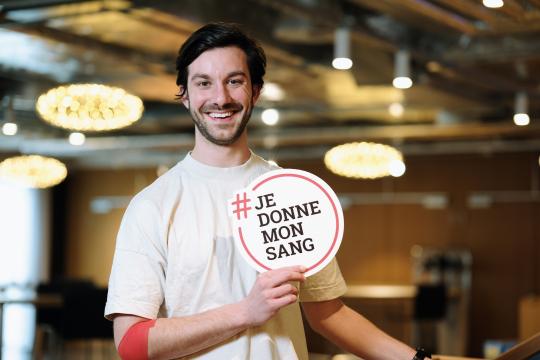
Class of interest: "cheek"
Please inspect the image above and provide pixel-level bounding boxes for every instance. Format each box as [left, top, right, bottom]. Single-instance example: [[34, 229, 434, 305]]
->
[[186, 87, 208, 106], [236, 87, 253, 103], [188, 95, 206, 110]]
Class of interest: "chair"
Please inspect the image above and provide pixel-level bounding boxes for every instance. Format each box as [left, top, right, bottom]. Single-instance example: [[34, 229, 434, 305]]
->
[[34, 280, 114, 359]]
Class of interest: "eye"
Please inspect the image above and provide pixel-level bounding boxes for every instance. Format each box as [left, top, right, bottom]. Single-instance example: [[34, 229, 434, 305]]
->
[[197, 80, 210, 88], [228, 78, 244, 86]]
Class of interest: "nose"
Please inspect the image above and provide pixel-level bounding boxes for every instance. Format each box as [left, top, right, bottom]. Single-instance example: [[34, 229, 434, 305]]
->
[[213, 82, 232, 107]]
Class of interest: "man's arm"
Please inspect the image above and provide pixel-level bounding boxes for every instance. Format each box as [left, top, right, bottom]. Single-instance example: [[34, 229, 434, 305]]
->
[[302, 298, 417, 360], [113, 266, 305, 360]]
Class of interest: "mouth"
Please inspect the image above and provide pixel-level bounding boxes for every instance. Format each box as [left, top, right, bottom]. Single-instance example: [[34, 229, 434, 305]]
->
[[204, 111, 237, 122]]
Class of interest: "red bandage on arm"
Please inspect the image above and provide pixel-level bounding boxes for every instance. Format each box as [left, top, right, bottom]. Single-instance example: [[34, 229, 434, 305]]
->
[[118, 319, 156, 360]]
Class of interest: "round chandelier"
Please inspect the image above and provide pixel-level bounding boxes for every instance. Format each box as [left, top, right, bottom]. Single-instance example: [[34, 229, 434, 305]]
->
[[324, 142, 406, 179], [36, 84, 144, 131], [0, 155, 67, 188]]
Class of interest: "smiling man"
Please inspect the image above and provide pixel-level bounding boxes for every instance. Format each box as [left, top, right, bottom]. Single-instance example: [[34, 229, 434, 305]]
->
[[105, 23, 427, 360]]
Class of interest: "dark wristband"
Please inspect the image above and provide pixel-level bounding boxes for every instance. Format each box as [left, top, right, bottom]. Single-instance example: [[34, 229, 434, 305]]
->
[[412, 347, 432, 360]]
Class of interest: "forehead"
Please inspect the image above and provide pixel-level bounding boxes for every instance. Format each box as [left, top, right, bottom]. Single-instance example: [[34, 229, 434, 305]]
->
[[188, 46, 249, 78]]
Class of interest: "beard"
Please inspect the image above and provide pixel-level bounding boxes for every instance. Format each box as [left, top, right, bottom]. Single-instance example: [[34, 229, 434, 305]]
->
[[188, 100, 253, 146]]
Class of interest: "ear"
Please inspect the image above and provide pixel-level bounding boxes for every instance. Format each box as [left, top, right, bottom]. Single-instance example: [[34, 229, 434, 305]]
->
[[252, 85, 262, 104], [179, 87, 189, 109]]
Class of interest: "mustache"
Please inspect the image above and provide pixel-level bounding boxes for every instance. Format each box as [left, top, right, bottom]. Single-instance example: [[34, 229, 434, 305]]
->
[[201, 103, 243, 112]]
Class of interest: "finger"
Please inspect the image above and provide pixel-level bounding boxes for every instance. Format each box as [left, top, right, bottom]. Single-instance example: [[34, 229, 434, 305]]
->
[[259, 266, 305, 278], [262, 269, 305, 288], [270, 294, 298, 309], [268, 283, 298, 299]]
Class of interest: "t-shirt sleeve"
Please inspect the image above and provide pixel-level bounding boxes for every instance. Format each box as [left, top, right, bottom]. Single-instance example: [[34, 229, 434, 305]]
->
[[299, 258, 347, 302], [104, 197, 167, 320]]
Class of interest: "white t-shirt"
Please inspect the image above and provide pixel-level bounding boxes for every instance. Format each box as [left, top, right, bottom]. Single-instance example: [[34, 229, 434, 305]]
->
[[105, 152, 347, 360]]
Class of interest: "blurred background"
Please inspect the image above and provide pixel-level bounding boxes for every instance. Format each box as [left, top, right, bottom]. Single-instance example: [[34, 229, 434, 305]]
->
[[0, 0, 539, 359]]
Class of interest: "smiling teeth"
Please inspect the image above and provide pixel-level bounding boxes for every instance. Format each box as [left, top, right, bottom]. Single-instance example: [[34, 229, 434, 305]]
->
[[208, 112, 233, 118]]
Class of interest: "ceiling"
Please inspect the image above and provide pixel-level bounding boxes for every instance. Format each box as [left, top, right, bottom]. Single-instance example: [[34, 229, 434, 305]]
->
[[1, 0, 540, 168]]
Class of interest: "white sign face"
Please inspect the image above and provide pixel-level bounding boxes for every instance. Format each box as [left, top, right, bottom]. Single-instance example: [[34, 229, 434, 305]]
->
[[228, 169, 344, 277]]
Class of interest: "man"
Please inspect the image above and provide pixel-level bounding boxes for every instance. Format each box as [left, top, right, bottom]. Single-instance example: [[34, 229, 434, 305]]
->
[[105, 23, 425, 360]]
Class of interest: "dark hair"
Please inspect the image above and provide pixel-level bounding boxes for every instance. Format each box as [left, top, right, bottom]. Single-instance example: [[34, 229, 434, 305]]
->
[[175, 23, 266, 98]]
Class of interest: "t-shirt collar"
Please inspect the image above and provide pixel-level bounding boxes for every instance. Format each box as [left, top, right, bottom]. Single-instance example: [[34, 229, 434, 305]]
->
[[182, 150, 256, 179]]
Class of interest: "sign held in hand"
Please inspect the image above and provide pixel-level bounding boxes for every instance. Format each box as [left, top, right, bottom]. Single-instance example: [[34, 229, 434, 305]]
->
[[228, 169, 344, 277]]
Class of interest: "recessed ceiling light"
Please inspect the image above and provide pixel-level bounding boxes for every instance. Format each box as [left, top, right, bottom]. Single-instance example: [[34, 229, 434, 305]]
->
[[389, 159, 406, 177], [332, 58, 353, 70], [513, 113, 530, 126], [388, 103, 404, 117], [393, 77, 413, 89], [262, 82, 285, 101], [483, 0, 504, 8], [69, 132, 86, 145], [2, 122, 18, 136], [261, 109, 279, 126]]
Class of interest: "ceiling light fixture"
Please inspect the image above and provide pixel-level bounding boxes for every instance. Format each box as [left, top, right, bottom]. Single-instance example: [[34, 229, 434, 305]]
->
[[393, 50, 413, 89], [262, 82, 285, 101], [332, 26, 353, 70], [1, 96, 18, 136], [388, 159, 406, 177], [36, 84, 144, 131], [2, 122, 17, 136], [513, 91, 530, 126], [263, 134, 279, 149], [483, 0, 504, 8], [0, 155, 67, 189], [261, 108, 280, 126], [69, 132, 86, 146], [324, 142, 406, 179], [388, 102, 404, 118]]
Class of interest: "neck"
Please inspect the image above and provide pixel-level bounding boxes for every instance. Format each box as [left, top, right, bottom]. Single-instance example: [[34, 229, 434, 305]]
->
[[191, 130, 251, 167]]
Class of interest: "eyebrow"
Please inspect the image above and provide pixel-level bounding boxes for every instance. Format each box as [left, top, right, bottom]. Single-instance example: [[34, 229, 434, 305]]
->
[[227, 71, 248, 78], [190, 71, 248, 81], [190, 74, 210, 81]]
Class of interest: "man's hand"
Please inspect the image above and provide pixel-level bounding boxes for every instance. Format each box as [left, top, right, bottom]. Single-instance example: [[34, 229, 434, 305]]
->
[[241, 265, 306, 327]]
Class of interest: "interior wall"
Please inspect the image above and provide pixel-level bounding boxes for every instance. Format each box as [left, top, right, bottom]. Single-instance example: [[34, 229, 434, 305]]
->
[[64, 151, 540, 356], [65, 168, 156, 287], [286, 152, 540, 355]]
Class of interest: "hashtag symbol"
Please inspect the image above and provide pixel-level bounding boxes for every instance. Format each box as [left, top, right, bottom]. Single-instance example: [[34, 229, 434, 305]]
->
[[231, 192, 252, 220]]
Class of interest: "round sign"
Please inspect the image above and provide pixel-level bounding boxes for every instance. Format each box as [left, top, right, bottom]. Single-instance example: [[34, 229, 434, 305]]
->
[[228, 169, 344, 277]]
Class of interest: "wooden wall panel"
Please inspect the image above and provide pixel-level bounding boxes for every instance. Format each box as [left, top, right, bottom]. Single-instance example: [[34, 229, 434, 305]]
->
[[283, 152, 540, 355], [466, 203, 537, 351], [66, 168, 156, 286]]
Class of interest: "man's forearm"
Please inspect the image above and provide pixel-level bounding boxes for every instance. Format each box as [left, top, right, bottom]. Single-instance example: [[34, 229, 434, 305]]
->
[[303, 299, 416, 360], [138, 266, 305, 359], [114, 266, 305, 360], [321, 305, 415, 360], [148, 301, 249, 359]]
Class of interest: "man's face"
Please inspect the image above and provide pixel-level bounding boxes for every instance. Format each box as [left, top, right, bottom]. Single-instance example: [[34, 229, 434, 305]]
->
[[181, 46, 260, 146]]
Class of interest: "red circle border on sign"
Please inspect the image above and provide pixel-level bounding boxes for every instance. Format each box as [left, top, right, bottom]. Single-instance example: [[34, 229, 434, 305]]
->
[[237, 172, 340, 273]]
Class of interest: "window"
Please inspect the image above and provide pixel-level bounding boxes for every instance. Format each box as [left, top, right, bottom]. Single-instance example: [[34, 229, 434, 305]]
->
[[0, 181, 50, 359]]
